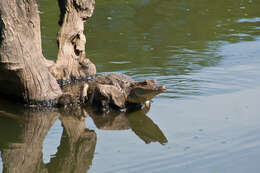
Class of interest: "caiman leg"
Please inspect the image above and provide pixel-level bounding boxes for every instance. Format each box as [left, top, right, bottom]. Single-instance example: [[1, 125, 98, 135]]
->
[[80, 83, 89, 103]]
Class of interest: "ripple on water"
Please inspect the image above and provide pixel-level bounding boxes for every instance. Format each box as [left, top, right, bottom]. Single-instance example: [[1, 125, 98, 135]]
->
[[100, 129, 260, 173], [98, 88, 260, 173], [159, 37, 260, 99], [237, 17, 260, 23], [108, 61, 131, 64]]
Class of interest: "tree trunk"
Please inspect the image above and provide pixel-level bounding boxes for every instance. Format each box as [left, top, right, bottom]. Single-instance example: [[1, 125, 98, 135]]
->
[[0, 0, 96, 105], [50, 0, 96, 85], [0, 0, 62, 103]]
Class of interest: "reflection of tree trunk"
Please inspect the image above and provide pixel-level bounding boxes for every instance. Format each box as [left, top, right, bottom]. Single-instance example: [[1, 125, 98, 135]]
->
[[0, 0, 62, 103], [47, 115, 96, 173], [50, 0, 96, 84], [0, 110, 59, 173]]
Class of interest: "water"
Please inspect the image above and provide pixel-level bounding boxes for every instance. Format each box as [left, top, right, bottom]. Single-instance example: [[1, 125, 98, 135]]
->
[[1, 0, 260, 172]]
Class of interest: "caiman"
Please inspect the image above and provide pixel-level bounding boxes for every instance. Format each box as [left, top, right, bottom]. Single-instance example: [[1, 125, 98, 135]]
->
[[58, 73, 166, 112]]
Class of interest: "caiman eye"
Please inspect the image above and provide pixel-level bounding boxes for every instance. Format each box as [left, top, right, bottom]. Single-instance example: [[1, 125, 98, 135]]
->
[[143, 80, 148, 85]]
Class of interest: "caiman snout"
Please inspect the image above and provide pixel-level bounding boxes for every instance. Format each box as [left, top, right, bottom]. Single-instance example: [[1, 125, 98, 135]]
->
[[127, 80, 166, 103], [158, 85, 166, 91], [141, 80, 166, 91]]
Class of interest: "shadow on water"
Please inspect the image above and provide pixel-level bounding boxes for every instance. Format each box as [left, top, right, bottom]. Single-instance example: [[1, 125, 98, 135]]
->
[[0, 99, 167, 172]]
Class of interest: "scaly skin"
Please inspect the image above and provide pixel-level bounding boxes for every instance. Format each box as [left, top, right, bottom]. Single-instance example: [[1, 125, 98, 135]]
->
[[82, 74, 166, 111]]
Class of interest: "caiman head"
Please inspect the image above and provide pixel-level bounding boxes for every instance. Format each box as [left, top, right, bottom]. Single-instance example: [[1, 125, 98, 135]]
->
[[127, 79, 166, 104]]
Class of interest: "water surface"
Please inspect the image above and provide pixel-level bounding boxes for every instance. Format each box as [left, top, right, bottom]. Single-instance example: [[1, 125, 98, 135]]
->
[[1, 0, 260, 172]]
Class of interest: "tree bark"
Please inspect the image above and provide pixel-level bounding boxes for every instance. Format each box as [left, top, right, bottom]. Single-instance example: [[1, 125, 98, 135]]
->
[[0, 0, 62, 103], [0, 0, 96, 105], [50, 0, 96, 85]]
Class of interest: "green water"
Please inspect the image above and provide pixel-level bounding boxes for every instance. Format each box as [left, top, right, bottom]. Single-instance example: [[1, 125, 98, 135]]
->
[[1, 0, 260, 172]]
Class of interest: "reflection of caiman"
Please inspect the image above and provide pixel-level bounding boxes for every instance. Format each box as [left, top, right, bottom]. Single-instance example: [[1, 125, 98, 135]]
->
[[59, 73, 166, 112], [88, 107, 168, 145]]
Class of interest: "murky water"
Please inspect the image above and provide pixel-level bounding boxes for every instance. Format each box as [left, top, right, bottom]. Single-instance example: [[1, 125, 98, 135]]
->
[[1, 0, 260, 172]]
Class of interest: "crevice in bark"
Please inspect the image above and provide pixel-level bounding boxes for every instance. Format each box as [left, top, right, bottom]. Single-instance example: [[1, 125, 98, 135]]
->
[[73, 0, 91, 11], [0, 16, 3, 46]]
